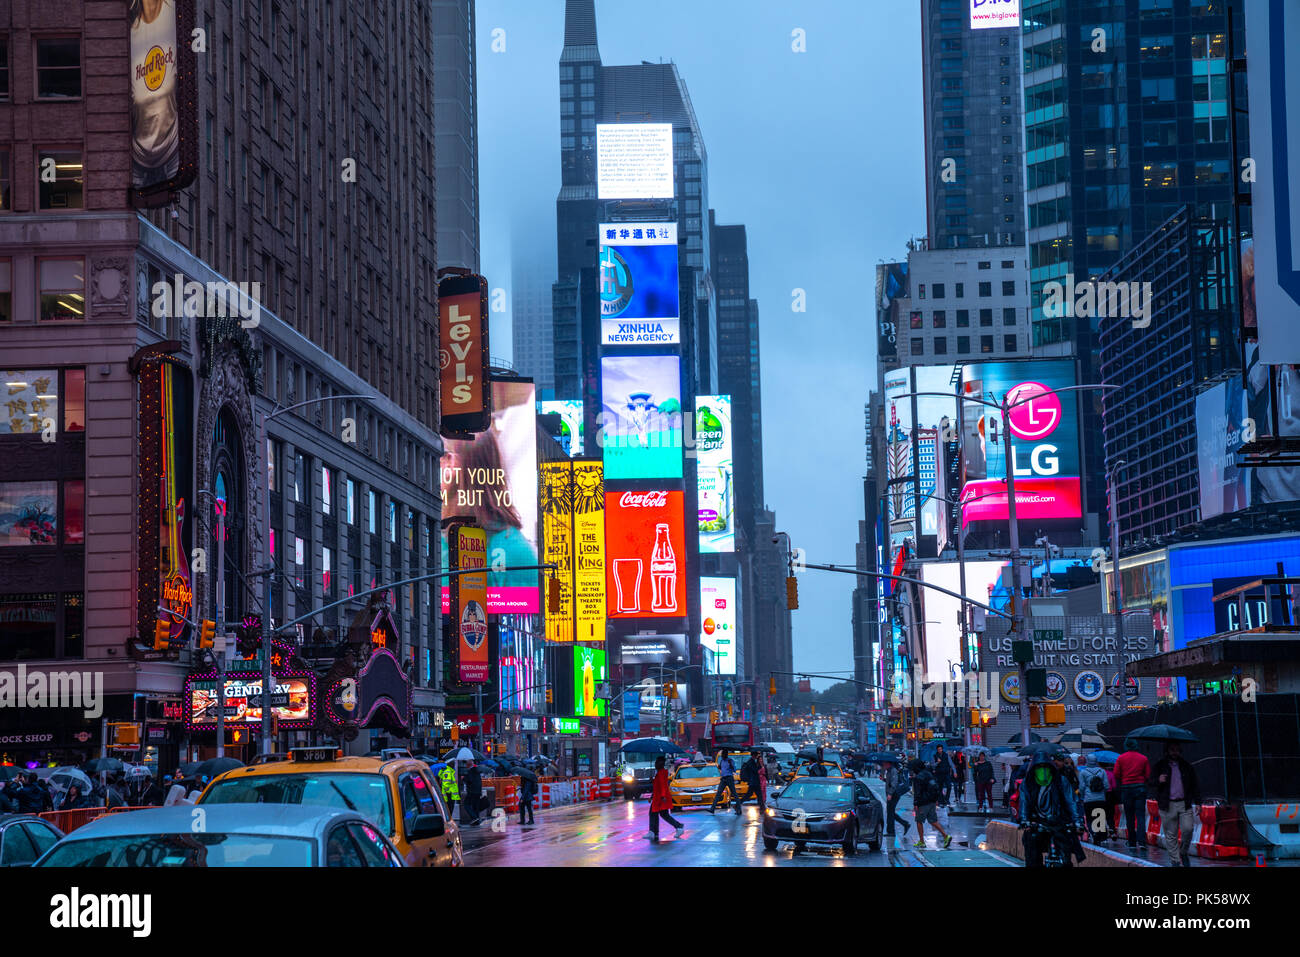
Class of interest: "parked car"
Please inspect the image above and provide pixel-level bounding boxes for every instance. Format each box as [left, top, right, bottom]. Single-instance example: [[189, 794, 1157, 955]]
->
[[762, 776, 883, 854], [0, 813, 63, 866]]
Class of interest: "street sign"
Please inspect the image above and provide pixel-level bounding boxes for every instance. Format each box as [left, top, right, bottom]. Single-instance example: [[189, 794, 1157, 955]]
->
[[248, 692, 290, 708]]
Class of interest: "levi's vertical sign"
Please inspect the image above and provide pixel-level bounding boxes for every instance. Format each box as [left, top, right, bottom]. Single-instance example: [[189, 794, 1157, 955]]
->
[[438, 273, 491, 436]]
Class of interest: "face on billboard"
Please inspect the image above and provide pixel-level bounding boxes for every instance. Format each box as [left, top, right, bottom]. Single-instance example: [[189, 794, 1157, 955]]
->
[[696, 396, 734, 553], [596, 123, 674, 199], [573, 646, 607, 717], [600, 223, 680, 345], [600, 356, 683, 480], [700, 577, 737, 675], [919, 561, 1008, 684], [441, 380, 539, 613], [960, 360, 1081, 524], [970, 0, 1021, 30], [538, 399, 583, 455], [605, 490, 686, 620]]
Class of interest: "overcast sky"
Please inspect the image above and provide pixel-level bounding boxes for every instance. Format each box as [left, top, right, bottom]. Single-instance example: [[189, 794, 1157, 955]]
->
[[476, 0, 925, 689]]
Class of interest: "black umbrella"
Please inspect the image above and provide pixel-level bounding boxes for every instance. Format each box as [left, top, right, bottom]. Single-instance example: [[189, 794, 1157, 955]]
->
[[81, 757, 125, 775], [1129, 724, 1198, 743], [866, 752, 904, 764], [1018, 742, 1068, 759], [0, 766, 21, 782], [193, 756, 245, 780], [617, 739, 684, 756], [516, 766, 538, 784]]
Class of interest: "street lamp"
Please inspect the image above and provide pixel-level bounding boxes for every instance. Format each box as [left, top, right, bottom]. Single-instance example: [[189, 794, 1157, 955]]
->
[[259, 393, 379, 761], [1106, 459, 1130, 715]]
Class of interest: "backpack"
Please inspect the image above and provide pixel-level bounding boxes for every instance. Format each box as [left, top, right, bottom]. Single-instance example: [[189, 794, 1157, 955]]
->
[[915, 770, 941, 805], [1086, 768, 1106, 795], [891, 765, 911, 797]]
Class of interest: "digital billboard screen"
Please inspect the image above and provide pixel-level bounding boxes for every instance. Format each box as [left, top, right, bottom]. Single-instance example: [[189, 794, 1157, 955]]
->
[[960, 360, 1082, 524], [884, 365, 958, 553], [600, 223, 679, 345], [970, 0, 1021, 30], [573, 645, 608, 717], [540, 462, 575, 642], [441, 379, 539, 613], [600, 355, 683, 480], [919, 561, 1007, 684], [596, 123, 674, 199], [538, 399, 583, 455], [605, 490, 686, 620], [700, 577, 737, 675], [572, 460, 607, 641], [696, 395, 734, 553]]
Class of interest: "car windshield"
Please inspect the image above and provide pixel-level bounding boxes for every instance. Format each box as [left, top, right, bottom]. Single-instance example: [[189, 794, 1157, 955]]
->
[[200, 773, 394, 835], [780, 781, 854, 803], [674, 765, 717, 780], [38, 833, 314, 867]]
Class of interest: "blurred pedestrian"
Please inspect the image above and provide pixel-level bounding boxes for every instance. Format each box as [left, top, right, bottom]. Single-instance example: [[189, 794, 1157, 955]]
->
[[953, 750, 967, 803], [710, 749, 741, 814], [104, 774, 128, 809], [763, 751, 781, 784], [909, 759, 951, 849], [882, 760, 910, 838], [438, 761, 460, 821], [972, 752, 995, 812], [1114, 739, 1152, 851], [645, 755, 684, 843], [58, 782, 90, 811], [740, 750, 765, 813], [127, 772, 164, 808], [1152, 742, 1198, 867], [933, 745, 954, 806], [518, 769, 537, 826], [462, 760, 483, 827], [1077, 753, 1110, 843]]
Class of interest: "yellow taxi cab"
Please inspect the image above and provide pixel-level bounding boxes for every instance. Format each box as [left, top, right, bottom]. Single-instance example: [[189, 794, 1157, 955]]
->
[[793, 760, 854, 779], [667, 761, 752, 809], [197, 746, 463, 867]]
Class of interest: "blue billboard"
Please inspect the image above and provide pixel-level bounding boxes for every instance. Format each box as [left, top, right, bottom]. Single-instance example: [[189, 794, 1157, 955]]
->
[[599, 222, 680, 345]]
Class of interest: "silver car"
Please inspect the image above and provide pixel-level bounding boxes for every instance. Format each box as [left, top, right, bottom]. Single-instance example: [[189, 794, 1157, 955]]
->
[[34, 804, 405, 867]]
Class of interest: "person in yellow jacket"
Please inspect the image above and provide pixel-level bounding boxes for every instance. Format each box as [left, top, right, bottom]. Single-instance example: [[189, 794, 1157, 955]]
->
[[439, 763, 460, 820]]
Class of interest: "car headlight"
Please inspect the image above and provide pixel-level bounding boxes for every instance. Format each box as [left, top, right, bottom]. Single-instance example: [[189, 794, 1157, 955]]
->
[[764, 807, 776, 817], [832, 812, 847, 821], [621, 773, 634, 782]]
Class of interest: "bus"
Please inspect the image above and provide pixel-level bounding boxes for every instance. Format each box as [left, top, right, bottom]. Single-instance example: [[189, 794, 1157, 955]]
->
[[708, 720, 753, 754]]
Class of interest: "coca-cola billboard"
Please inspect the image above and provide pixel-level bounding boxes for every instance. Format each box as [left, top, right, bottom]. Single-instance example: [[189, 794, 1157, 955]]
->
[[605, 489, 686, 620]]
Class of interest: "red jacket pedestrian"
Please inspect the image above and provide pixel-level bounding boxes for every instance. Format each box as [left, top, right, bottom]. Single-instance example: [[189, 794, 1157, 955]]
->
[[650, 766, 673, 812], [1114, 749, 1151, 787]]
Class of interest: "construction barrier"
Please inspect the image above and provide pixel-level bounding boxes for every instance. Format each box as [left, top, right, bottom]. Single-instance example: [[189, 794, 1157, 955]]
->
[[1189, 803, 1248, 859], [1146, 798, 1162, 846], [38, 803, 157, 834], [598, 777, 611, 799]]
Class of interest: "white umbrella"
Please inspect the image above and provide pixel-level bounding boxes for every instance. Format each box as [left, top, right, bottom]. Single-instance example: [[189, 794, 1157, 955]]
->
[[991, 751, 1029, 767], [449, 747, 475, 763]]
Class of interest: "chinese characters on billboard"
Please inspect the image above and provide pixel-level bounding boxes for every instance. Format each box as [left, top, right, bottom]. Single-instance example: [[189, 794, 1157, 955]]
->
[[700, 577, 737, 675], [600, 356, 683, 480], [441, 379, 539, 612], [604, 490, 686, 620], [599, 223, 680, 345], [696, 396, 734, 553]]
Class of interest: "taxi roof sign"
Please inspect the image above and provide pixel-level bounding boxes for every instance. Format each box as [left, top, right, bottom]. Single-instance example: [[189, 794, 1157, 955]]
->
[[290, 747, 339, 763]]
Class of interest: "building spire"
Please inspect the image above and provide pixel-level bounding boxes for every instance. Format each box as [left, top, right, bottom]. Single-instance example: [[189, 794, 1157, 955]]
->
[[562, 0, 600, 63]]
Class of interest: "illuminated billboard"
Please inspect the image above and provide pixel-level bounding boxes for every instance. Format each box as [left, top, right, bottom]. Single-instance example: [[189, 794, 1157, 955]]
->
[[441, 379, 539, 613], [129, 0, 198, 205], [438, 274, 491, 436], [605, 490, 686, 620], [970, 0, 1021, 30], [596, 123, 674, 199], [538, 399, 583, 455], [600, 355, 683, 480], [542, 459, 607, 642], [884, 365, 958, 554], [573, 645, 608, 717], [919, 561, 1007, 684], [696, 395, 734, 553], [449, 523, 490, 683], [960, 360, 1082, 524], [700, 577, 737, 675], [540, 462, 575, 642], [599, 223, 680, 345]]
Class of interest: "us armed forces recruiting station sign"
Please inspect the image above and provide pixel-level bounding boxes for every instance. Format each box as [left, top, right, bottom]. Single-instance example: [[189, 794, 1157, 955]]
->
[[449, 523, 489, 683]]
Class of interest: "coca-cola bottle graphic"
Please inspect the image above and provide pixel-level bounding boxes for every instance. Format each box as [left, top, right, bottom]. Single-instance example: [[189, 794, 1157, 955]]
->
[[650, 523, 677, 613]]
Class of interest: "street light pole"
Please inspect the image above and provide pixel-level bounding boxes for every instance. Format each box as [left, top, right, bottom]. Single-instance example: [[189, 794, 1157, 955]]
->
[[1108, 461, 1128, 718], [1000, 393, 1032, 748]]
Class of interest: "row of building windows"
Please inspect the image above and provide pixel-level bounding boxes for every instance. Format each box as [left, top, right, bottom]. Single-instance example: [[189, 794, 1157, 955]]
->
[[910, 307, 1019, 329], [916, 277, 1019, 299], [0, 35, 81, 101], [909, 334, 1016, 356], [0, 257, 85, 322]]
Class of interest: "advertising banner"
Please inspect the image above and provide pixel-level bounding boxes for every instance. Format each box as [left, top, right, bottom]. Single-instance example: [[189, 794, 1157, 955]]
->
[[970, 0, 1021, 30], [186, 675, 314, 728], [696, 396, 734, 553], [884, 365, 958, 553], [538, 399, 584, 455], [614, 633, 688, 666], [623, 691, 642, 735], [572, 460, 607, 641], [605, 490, 686, 620], [441, 379, 539, 612], [540, 461, 575, 642], [960, 360, 1082, 524], [600, 223, 680, 345], [876, 261, 907, 363], [596, 123, 674, 199], [129, 0, 197, 204], [438, 275, 491, 435], [600, 356, 683, 479], [573, 646, 608, 717], [1245, 0, 1300, 364], [449, 523, 490, 683], [919, 561, 1008, 684], [700, 577, 737, 676]]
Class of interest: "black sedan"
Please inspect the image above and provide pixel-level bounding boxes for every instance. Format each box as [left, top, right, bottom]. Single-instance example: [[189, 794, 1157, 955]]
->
[[761, 777, 883, 854]]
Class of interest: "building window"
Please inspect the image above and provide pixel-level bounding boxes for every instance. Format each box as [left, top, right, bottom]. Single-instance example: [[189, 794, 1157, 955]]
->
[[38, 258, 85, 321], [933, 310, 946, 328], [321, 466, 332, 514], [37, 150, 84, 209], [1001, 260, 1015, 269], [0, 259, 9, 321], [1003, 307, 1017, 325], [35, 37, 81, 99], [980, 308, 993, 327], [64, 369, 84, 431], [957, 336, 970, 355], [956, 309, 969, 327], [910, 337, 924, 354], [1004, 334, 1017, 353], [346, 478, 355, 524], [0, 481, 58, 544], [910, 311, 923, 329], [63, 479, 84, 544], [978, 281, 992, 297], [0, 38, 8, 101], [932, 283, 945, 299], [918, 284, 926, 300], [1002, 280, 1016, 296], [388, 501, 397, 543], [981, 335, 994, 353], [934, 338, 948, 355], [368, 489, 377, 534], [0, 151, 9, 211], [978, 261, 991, 270], [954, 283, 964, 298]]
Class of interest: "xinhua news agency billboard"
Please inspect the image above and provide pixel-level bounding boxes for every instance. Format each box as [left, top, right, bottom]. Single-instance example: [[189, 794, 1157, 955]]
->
[[600, 223, 680, 345], [440, 379, 539, 613], [696, 395, 734, 553], [605, 489, 686, 620], [960, 360, 1082, 525]]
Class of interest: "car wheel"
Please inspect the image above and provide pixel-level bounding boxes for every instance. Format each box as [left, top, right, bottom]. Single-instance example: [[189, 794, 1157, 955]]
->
[[794, 841, 807, 853], [842, 822, 858, 854], [763, 837, 779, 852], [869, 822, 882, 853], [623, 787, 635, 801]]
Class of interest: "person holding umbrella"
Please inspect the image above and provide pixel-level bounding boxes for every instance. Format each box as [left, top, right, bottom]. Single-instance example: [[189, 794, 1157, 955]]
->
[[972, 752, 995, 813], [462, 760, 483, 827], [932, 745, 954, 806], [1152, 741, 1199, 867], [645, 755, 685, 843], [1114, 738, 1152, 850], [517, 763, 538, 826]]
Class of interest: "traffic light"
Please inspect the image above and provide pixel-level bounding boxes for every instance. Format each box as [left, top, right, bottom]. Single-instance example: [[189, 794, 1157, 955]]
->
[[665, 681, 677, 700], [810, 705, 816, 715], [547, 576, 561, 615], [545, 686, 553, 704], [198, 619, 216, 650], [769, 676, 777, 696], [726, 704, 733, 718], [785, 576, 798, 610], [690, 708, 697, 719], [152, 617, 171, 651], [710, 710, 719, 724]]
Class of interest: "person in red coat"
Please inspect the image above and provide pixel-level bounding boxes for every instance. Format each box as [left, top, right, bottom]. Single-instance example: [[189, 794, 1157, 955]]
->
[[646, 755, 685, 843]]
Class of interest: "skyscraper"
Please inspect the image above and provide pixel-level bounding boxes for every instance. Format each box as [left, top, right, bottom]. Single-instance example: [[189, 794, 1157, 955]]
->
[[434, 0, 481, 272], [511, 256, 556, 396]]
